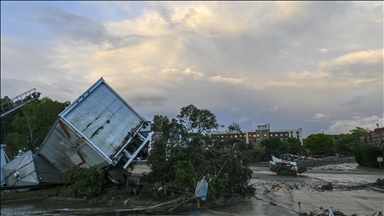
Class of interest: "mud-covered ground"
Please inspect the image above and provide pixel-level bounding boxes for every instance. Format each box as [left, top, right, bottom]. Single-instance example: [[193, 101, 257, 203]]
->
[[1, 159, 383, 216], [249, 164, 384, 215]]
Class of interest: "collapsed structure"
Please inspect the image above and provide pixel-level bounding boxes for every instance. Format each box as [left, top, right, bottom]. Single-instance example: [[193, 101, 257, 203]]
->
[[269, 154, 308, 176], [1, 78, 154, 188]]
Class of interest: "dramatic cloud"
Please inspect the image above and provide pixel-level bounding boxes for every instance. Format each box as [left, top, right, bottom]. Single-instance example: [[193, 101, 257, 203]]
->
[[320, 49, 383, 71], [238, 117, 250, 123], [327, 115, 384, 134], [343, 92, 366, 106], [1, 2, 383, 137], [209, 76, 243, 85], [29, 4, 113, 45], [314, 113, 328, 120]]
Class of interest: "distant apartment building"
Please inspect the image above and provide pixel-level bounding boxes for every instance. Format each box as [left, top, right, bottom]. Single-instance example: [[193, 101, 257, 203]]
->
[[211, 124, 303, 149], [211, 131, 258, 148]]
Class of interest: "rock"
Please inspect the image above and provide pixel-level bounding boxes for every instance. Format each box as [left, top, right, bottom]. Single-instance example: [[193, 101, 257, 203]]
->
[[376, 178, 384, 186], [321, 183, 333, 190]]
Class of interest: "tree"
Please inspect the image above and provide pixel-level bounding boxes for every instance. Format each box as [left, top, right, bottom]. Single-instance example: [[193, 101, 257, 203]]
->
[[333, 127, 373, 156], [151, 115, 170, 132], [334, 134, 355, 155], [1, 96, 22, 148], [8, 97, 70, 152], [303, 134, 335, 156], [228, 122, 242, 133], [348, 127, 372, 151], [144, 105, 253, 200], [176, 104, 219, 135], [258, 137, 291, 160], [287, 137, 304, 155], [350, 127, 372, 138]]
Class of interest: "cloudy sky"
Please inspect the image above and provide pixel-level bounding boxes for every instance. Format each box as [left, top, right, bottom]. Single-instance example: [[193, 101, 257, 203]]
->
[[1, 1, 383, 137]]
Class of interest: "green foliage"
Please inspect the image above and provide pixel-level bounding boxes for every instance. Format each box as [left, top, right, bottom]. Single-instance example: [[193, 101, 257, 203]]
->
[[258, 137, 291, 160], [171, 160, 197, 189], [350, 127, 372, 138], [354, 145, 381, 168], [348, 127, 373, 151], [303, 134, 335, 156], [207, 178, 225, 200], [249, 149, 263, 162], [333, 127, 373, 156], [286, 137, 304, 155], [233, 142, 254, 164], [334, 134, 355, 155], [227, 122, 242, 133], [1, 99, 22, 154], [152, 115, 170, 132], [177, 104, 219, 135], [60, 166, 109, 198], [143, 105, 252, 201], [7, 97, 70, 152]]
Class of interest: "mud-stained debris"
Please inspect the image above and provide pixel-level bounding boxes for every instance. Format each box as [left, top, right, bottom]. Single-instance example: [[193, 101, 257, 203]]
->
[[300, 209, 383, 216], [321, 183, 333, 191], [376, 178, 384, 186]]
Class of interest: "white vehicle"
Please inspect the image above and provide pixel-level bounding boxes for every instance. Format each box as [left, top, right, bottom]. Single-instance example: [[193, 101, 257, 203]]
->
[[269, 154, 308, 176]]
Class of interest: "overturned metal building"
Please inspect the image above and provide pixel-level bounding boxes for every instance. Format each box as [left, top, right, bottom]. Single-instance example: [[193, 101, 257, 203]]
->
[[2, 77, 154, 188]]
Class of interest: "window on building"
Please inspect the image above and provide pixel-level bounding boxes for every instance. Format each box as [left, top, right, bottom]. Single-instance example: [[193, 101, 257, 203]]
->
[[264, 134, 266, 136], [253, 135, 256, 137], [280, 134, 283, 136], [257, 134, 259, 137], [234, 135, 237, 138]]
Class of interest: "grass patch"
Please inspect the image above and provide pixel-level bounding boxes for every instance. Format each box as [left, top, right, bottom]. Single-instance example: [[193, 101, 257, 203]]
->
[[0, 188, 60, 201]]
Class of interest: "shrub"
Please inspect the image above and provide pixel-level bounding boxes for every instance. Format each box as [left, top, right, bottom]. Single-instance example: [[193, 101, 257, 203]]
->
[[354, 146, 381, 168], [171, 160, 197, 189], [60, 166, 109, 198]]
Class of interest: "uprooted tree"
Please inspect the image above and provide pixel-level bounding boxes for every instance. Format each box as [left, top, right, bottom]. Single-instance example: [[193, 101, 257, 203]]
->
[[142, 104, 253, 201]]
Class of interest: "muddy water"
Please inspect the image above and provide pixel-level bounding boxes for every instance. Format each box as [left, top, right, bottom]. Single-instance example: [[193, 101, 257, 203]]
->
[[1, 163, 383, 215], [0, 196, 298, 216]]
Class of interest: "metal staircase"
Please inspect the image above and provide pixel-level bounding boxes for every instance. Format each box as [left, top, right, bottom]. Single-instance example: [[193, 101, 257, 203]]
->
[[1, 89, 41, 118]]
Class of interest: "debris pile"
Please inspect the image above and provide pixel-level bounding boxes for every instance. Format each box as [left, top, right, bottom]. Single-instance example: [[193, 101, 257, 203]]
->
[[269, 154, 308, 176]]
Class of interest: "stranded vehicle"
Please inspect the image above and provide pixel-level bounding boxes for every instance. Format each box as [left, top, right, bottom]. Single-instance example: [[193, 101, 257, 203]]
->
[[269, 154, 308, 176]]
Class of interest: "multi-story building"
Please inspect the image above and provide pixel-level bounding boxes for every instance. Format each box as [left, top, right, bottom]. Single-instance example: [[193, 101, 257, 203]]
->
[[211, 131, 258, 148], [211, 124, 303, 149]]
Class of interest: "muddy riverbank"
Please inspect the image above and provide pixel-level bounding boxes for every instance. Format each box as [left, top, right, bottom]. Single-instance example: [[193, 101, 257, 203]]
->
[[1, 160, 383, 215]]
